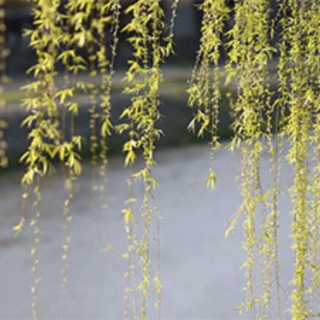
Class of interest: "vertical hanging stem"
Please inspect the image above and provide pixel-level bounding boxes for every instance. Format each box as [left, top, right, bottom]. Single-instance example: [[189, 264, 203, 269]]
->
[[19, 1, 63, 318], [225, 0, 274, 317], [279, 1, 318, 317], [97, 0, 121, 252], [117, 1, 174, 318], [187, 0, 230, 189]]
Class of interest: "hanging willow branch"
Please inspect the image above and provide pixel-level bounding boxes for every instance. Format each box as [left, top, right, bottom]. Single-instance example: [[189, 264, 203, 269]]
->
[[188, 0, 230, 189], [116, 1, 174, 319], [19, 1, 63, 316], [14, 0, 82, 317], [98, 1, 120, 245], [226, 0, 275, 317], [278, 0, 320, 318]]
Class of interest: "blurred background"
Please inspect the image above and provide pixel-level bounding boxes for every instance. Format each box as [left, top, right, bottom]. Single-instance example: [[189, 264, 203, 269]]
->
[[2, 0, 281, 166], [3, 0, 280, 74]]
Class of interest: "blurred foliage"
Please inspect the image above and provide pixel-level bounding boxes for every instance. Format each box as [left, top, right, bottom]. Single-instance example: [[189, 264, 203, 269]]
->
[[4, 0, 31, 10]]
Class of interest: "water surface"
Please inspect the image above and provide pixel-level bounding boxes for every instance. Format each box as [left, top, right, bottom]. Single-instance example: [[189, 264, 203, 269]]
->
[[0, 142, 294, 319]]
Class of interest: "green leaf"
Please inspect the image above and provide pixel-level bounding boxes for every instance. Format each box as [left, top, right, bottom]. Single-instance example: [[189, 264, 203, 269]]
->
[[205, 169, 217, 189]]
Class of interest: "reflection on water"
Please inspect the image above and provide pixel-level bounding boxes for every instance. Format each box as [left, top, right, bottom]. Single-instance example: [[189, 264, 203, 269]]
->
[[0, 143, 294, 320]]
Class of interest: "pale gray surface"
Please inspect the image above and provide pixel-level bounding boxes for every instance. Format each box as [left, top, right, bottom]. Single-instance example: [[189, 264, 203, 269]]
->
[[0, 142, 294, 319]]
